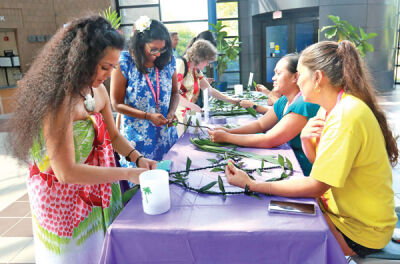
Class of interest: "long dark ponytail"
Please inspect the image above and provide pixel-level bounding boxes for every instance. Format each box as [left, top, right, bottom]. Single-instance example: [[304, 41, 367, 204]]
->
[[300, 40, 398, 166]]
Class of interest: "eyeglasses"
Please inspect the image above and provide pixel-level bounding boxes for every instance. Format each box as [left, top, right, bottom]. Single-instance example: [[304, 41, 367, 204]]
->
[[147, 44, 167, 55]]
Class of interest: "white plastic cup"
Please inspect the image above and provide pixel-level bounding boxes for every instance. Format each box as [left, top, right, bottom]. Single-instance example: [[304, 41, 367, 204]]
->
[[234, 84, 243, 95], [139, 169, 171, 215]]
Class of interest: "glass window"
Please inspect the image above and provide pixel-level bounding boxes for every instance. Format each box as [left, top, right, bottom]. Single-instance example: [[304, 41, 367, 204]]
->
[[216, 2, 238, 19], [226, 58, 239, 72], [221, 20, 238, 36], [164, 22, 209, 56], [118, 0, 159, 6], [220, 72, 240, 87], [120, 25, 134, 41], [120, 7, 160, 24], [160, 0, 208, 22]]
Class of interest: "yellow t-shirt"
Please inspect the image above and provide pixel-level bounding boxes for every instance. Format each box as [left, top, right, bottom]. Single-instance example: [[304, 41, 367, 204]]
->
[[311, 93, 397, 249]]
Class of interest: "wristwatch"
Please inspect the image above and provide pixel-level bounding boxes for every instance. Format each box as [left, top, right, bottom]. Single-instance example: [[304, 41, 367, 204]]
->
[[252, 104, 258, 110]]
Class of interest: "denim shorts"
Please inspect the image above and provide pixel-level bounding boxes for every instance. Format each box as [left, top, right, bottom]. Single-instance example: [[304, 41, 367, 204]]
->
[[337, 228, 381, 258]]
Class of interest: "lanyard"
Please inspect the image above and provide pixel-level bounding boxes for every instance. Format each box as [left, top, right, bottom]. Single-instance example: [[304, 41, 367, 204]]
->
[[144, 67, 160, 112], [325, 89, 344, 120]]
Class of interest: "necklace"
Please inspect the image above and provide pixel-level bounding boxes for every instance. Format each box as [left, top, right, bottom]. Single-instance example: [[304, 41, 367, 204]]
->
[[80, 87, 96, 112]]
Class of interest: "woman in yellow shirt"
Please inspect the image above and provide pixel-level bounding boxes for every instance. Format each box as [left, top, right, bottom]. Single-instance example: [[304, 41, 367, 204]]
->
[[225, 40, 398, 258]]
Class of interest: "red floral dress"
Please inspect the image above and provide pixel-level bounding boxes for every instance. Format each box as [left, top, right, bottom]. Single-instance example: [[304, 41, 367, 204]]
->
[[28, 112, 123, 263]]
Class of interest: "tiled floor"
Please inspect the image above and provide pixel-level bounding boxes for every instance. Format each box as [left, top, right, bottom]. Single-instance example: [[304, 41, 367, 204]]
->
[[0, 130, 33, 264], [0, 88, 400, 263]]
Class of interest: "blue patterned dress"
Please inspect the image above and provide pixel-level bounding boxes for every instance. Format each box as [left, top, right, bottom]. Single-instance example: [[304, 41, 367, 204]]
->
[[118, 51, 178, 170]]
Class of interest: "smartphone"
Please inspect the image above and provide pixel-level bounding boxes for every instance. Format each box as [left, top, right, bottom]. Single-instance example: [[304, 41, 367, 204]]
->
[[268, 200, 316, 216]]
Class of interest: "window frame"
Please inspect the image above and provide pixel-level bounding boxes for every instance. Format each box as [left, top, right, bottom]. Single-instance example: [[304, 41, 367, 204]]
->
[[216, 0, 240, 85], [115, 0, 241, 85]]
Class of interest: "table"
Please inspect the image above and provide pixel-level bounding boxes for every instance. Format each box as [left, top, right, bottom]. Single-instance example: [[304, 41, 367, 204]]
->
[[100, 122, 347, 264]]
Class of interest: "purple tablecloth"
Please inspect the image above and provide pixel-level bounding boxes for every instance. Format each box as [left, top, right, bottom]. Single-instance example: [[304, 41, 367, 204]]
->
[[100, 132, 347, 264]]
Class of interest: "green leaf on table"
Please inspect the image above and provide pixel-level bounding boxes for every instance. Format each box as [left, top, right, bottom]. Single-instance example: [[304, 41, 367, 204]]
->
[[122, 185, 140, 204], [211, 167, 224, 172], [261, 159, 265, 169], [253, 80, 257, 90], [207, 158, 218, 164], [285, 157, 293, 171], [185, 157, 192, 176], [190, 137, 277, 164], [186, 116, 192, 127], [216, 154, 224, 160], [173, 172, 183, 180], [181, 178, 188, 187], [218, 175, 225, 194], [256, 168, 261, 176], [245, 107, 257, 117], [281, 172, 288, 179], [199, 181, 217, 192], [196, 119, 200, 127], [278, 154, 285, 168]]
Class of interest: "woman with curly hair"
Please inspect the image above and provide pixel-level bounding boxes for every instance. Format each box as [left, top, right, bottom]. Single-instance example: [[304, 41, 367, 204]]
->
[[176, 39, 240, 135], [110, 16, 179, 176], [8, 15, 156, 263]]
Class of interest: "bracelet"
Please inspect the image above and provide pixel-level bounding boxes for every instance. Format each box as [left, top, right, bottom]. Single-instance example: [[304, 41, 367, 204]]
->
[[135, 155, 144, 167], [125, 149, 136, 162], [144, 112, 147, 120], [252, 104, 258, 110]]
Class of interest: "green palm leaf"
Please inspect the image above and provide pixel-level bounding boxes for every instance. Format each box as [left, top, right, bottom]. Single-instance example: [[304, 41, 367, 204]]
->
[[100, 6, 121, 30]]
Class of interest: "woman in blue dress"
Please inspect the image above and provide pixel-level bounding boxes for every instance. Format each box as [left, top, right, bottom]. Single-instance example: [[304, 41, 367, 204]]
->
[[209, 53, 319, 175], [111, 16, 179, 173]]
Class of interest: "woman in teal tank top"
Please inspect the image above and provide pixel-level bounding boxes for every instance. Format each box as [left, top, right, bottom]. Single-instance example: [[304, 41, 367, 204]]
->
[[209, 54, 319, 175]]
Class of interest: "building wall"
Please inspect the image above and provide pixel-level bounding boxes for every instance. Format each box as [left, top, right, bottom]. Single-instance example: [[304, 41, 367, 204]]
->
[[240, 0, 399, 92], [0, 0, 110, 114]]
